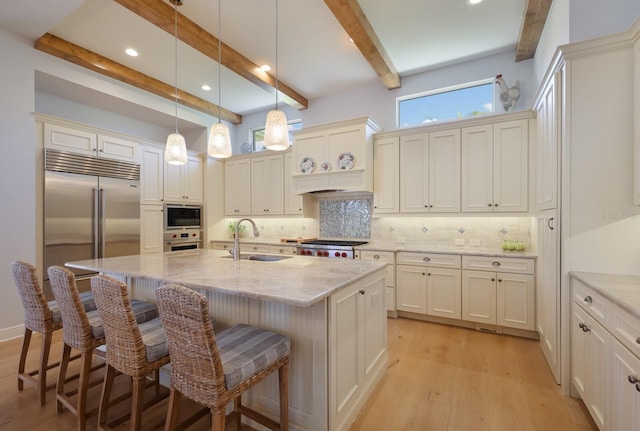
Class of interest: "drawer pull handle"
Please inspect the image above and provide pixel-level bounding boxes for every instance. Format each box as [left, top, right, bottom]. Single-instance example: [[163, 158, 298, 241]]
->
[[359, 290, 365, 295], [636, 383, 640, 393], [578, 323, 590, 333], [583, 296, 593, 304], [636, 337, 640, 344], [423, 257, 430, 262], [629, 375, 638, 384], [373, 255, 380, 259], [492, 261, 501, 267]]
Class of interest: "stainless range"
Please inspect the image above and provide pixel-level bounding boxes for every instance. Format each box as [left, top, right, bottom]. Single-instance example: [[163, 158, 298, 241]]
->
[[296, 240, 368, 259]]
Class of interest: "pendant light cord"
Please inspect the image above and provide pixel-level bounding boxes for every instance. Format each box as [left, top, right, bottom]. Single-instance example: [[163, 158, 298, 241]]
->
[[274, 0, 279, 110], [174, 3, 179, 134], [218, 0, 222, 124]]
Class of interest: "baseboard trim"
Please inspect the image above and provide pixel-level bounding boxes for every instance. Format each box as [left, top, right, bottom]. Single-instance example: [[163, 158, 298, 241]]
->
[[0, 324, 25, 343]]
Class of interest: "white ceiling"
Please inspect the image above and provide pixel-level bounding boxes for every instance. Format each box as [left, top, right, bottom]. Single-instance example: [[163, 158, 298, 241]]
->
[[0, 0, 528, 122]]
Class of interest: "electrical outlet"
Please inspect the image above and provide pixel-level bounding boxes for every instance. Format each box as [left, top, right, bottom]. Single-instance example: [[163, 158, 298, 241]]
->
[[454, 238, 465, 246], [469, 239, 481, 247], [396, 237, 406, 244]]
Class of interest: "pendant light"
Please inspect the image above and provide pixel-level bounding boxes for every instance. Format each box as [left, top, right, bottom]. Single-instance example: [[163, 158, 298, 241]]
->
[[207, 0, 232, 158], [263, 0, 289, 151], [165, 0, 188, 165]]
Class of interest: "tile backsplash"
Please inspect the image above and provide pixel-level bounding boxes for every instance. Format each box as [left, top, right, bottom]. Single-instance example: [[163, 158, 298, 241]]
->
[[319, 198, 371, 238]]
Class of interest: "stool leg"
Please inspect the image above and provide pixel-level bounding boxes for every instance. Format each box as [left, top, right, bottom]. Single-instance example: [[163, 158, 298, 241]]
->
[[211, 409, 225, 431], [164, 389, 181, 431], [279, 362, 289, 431], [56, 343, 72, 413], [98, 364, 116, 429], [130, 376, 146, 431], [17, 328, 32, 391], [234, 396, 242, 430], [38, 331, 53, 406], [77, 352, 93, 431]]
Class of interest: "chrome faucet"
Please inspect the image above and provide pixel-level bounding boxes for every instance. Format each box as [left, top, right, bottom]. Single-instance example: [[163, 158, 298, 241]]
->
[[232, 218, 260, 260]]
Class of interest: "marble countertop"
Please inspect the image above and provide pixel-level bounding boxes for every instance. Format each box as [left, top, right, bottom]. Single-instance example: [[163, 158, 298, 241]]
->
[[570, 271, 640, 319], [66, 249, 387, 307]]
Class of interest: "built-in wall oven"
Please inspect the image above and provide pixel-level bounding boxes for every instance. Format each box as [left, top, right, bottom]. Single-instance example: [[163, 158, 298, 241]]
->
[[164, 229, 201, 251], [165, 204, 202, 230]]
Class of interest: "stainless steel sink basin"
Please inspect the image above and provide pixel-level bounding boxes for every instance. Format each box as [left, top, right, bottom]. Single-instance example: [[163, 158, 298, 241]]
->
[[221, 253, 292, 262]]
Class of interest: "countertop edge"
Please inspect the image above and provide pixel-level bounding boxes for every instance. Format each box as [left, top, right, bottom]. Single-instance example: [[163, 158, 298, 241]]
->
[[569, 271, 640, 319]]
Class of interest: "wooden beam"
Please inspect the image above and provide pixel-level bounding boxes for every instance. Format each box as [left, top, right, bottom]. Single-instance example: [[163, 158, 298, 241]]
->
[[113, 0, 308, 110], [34, 33, 242, 124], [516, 0, 553, 62], [324, 0, 400, 90]]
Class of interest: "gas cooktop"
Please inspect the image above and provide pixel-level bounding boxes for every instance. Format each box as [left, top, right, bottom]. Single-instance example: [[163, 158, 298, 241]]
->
[[300, 239, 368, 247]]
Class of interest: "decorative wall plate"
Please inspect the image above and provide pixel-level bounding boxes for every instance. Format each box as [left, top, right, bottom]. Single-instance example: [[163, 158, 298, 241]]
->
[[300, 157, 316, 174], [320, 161, 332, 172], [337, 152, 355, 170]]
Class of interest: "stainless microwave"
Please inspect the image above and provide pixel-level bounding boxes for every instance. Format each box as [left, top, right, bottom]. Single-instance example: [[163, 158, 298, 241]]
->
[[164, 204, 202, 230]]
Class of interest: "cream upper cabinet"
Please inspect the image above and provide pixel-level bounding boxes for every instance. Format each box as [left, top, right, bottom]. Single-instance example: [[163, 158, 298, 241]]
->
[[373, 137, 399, 214], [461, 119, 528, 213], [400, 129, 460, 213], [140, 145, 164, 204], [535, 71, 561, 211], [634, 37, 640, 205], [224, 158, 251, 216], [164, 154, 203, 203], [44, 123, 139, 162], [251, 154, 284, 215], [285, 153, 303, 215]]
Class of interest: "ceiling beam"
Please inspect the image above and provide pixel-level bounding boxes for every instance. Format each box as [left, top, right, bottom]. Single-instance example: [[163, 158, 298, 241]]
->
[[113, 0, 308, 110], [34, 33, 243, 124], [324, 0, 400, 90], [516, 0, 553, 62]]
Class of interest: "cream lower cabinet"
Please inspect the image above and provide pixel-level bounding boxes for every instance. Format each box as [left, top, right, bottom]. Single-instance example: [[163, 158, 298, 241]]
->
[[329, 270, 387, 431], [140, 205, 164, 253], [611, 338, 640, 431], [359, 250, 396, 313], [396, 252, 461, 319], [461, 256, 535, 331]]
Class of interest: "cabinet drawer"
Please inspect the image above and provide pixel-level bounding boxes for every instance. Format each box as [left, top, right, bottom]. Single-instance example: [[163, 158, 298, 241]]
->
[[461, 255, 534, 274], [244, 243, 271, 253], [211, 241, 233, 250], [572, 279, 607, 326], [609, 302, 640, 358], [360, 250, 395, 264], [270, 245, 297, 255], [396, 252, 460, 268]]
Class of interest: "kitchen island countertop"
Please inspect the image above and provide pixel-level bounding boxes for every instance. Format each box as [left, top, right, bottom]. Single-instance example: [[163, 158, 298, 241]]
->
[[66, 248, 387, 307]]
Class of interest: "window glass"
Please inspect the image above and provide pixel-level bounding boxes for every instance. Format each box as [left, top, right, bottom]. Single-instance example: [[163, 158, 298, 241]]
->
[[252, 120, 303, 152], [397, 79, 494, 128]]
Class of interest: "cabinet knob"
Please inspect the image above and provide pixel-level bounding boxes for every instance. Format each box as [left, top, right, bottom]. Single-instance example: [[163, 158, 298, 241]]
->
[[584, 296, 593, 304], [427, 273, 431, 276], [359, 290, 365, 295], [492, 261, 501, 267], [429, 205, 433, 208], [494, 203, 499, 207], [423, 257, 430, 262], [636, 383, 640, 393], [636, 337, 640, 344], [491, 278, 495, 282], [548, 218, 555, 230], [373, 255, 380, 259], [578, 323, 590, 332], [498, 279, 502, 282], [629, 375, 638, 384], [488, 203, 492, 207]]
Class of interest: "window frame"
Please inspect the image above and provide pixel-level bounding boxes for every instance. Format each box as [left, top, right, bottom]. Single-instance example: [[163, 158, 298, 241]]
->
[[250, 119, 303, 152], [396, 77, 496, 128]]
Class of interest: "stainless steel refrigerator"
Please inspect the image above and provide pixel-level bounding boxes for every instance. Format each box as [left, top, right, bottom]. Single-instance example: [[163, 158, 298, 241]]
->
[[44, 148, 140, 297]]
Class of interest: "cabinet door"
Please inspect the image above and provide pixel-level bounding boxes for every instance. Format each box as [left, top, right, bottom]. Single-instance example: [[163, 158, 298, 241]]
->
[[496, 273, 535, 330], [461, 124, 493, 212], [224, 159, 251, 215], [400, 133, 428, 213], [44, 123, 97, 156], [266, 155, 284, 214], [535, 72, 560, 211], [184, 155, 203, 202], [373, 137, 399, 214], [140, 205, 163, 254], [426, 267, 461, 319], [611, 339, 640, 431], [285, 153, 303, 214], [327, 125, 365, 171], [363, 275, 386, 377], [294, 132, 326, 173], [429, 129, 461, 212], [164, 162, 184, 202], [461, 270, 496, 324], [98, 134, 139, 162], [140, 145, 164, 204], [572, 304, 588, 399], [396, 264, 427, 314], [493, 120, 528, 212], [251, 154, 284, 215]]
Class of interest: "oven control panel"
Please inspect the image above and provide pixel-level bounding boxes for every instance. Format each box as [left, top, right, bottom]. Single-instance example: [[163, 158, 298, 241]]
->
[[163, 229, 201, 242], [297, 248, 354, 259]]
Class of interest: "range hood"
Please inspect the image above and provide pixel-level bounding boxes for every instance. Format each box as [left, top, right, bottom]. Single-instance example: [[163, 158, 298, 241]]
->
[[291, 117, 381, 194]]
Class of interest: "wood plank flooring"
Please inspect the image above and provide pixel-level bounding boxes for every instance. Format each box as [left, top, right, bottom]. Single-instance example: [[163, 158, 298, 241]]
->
[[0, 318, 597, 431]]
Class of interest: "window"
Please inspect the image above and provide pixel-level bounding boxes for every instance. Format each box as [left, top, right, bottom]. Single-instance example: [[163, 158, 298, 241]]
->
[[251, 120, 303, 152], [397, 79, 494, 128]]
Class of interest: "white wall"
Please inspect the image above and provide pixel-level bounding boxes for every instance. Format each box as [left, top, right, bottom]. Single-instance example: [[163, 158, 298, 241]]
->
[[570, 0, 640, 43]]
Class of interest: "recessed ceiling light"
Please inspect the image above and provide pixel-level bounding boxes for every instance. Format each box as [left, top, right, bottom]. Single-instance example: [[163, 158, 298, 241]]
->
[[260, 64, 271, 72], [125, 48, 138, 57], [201, 84, 211, 91], [467, 0, 483, 4]]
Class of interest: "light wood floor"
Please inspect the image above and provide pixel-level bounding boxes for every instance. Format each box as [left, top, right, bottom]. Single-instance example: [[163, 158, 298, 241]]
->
[[0, 318, 597, 431]]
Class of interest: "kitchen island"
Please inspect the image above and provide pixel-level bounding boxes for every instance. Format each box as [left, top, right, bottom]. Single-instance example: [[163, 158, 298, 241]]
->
[[66, 249, 388, 431]]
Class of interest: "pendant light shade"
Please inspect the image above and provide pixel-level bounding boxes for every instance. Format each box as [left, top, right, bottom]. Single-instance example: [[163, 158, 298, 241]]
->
[[165, 0, 188, 165], [264, 0, 289, 152], [166, 133, 188, 165], [264, 109, 289, 151], [208, 122, 232, 158]]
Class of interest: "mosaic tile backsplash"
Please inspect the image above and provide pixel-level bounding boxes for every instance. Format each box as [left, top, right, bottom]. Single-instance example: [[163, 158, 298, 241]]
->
[[319, 198, 371, 238]]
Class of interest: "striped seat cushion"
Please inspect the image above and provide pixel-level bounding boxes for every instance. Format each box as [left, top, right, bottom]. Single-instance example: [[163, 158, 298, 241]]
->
[[139, 316, 168, 362], [87, 299, 159, 340], [48, 291, 96, 324], [217, 324, 290, 390]]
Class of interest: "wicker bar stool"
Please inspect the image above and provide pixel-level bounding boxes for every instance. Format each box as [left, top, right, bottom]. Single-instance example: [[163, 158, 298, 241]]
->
[[91, 274, 170, 431], [47, 266, 159, 431], [156, 284, 290, 431], [10, 261, 95, 406]]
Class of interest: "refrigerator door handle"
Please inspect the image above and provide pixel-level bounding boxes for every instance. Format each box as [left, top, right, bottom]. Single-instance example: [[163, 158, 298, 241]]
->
[[94, 188, 100, 259], [99, 188, 106, 258]]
